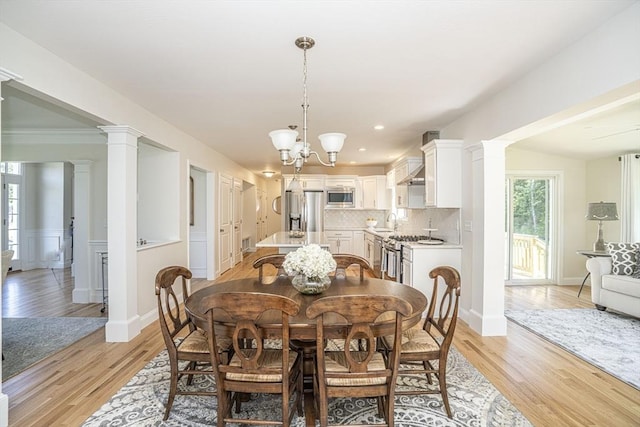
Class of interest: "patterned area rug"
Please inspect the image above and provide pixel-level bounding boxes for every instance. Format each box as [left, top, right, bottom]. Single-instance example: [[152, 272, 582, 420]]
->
[[83, 345, 531, 426], [2, 316, 107, 379], [505, 308, 640, 390]]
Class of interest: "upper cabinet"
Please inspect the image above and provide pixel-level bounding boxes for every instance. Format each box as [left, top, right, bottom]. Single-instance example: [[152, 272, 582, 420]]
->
[[394, 157, 424, 208], [359, 175, 390, 210], [282, 174, 326, 191], [394, 157, 422, 185], [421, 139, 462, 208], [325, 176, 357, 188]]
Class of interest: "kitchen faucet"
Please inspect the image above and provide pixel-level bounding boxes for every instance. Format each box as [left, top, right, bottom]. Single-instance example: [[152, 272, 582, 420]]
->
[[387, 212, 398, 233]]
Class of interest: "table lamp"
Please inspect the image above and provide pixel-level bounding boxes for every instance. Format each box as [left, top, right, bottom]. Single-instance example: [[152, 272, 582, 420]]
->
[[585, 202, 618, 251]]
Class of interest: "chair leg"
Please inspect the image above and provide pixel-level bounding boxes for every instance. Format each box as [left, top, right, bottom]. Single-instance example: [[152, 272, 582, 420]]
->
[[438, 362, 452, 418], [163, 366, 178, 421], [186, 361, 197, 385], [423, 360, 433, 384]]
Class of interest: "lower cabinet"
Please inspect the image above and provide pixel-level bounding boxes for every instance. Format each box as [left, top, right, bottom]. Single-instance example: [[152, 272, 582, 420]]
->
[[325, 230, 353, 254], [352, 231, 364, 257], [402, 246, 462, 308]]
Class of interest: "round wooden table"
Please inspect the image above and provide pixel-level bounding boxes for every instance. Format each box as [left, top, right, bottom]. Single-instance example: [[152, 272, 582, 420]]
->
[[185, 275, 428, 340]]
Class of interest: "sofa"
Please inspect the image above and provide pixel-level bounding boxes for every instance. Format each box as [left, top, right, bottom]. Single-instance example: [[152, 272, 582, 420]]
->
[[587, 256, 640, 318]]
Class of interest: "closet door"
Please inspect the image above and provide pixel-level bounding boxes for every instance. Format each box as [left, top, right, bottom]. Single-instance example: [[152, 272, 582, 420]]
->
[[218, 173, 232, 273]]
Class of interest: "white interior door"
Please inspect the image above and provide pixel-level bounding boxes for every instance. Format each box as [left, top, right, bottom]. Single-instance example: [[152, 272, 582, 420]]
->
[[218, 173, 232, 273]]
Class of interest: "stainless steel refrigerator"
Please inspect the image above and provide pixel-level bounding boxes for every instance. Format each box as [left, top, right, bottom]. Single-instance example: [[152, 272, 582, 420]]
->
[[284, 190, 324, 232]]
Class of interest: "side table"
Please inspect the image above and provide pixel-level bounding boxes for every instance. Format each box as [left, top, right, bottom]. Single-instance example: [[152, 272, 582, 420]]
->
[[576, 250, 611, 297]]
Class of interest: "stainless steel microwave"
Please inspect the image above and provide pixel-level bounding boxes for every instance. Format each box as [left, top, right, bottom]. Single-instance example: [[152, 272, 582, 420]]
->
[[326, 187, 355, 208]]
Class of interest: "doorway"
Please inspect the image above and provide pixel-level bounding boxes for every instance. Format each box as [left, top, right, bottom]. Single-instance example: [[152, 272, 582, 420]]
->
[[505, 174, 557, 284]]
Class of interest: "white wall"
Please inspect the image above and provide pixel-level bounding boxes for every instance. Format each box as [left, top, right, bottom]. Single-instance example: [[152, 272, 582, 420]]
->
[[439, 2, 640, 335], [21, 162, 72, 269], [2, 133, 109, 241], [585, 156, 622, 244]]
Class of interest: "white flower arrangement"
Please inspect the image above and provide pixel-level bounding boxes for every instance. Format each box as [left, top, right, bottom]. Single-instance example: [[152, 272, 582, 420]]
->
[[283, 244, 337, 280]]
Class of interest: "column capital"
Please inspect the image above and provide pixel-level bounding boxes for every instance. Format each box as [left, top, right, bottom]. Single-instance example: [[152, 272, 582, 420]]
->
[[98, 125, 144, 139]]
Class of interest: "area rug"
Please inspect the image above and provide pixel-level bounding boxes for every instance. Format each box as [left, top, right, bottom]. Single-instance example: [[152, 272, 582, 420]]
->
[[83, 345, 531, 426], [505, 308, 640, 390], [2, 316, 107, 379]]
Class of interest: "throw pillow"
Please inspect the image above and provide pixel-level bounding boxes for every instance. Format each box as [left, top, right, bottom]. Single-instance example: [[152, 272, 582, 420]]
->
[[634, 250, 640, 279], [606, 242, 640, 276]]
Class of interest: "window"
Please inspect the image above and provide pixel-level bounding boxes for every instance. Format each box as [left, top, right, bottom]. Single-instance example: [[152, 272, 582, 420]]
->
[[2, 162, 23, 263]]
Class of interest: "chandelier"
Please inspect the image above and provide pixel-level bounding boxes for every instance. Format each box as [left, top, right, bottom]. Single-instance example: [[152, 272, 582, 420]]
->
[[269, 36, 346, 173]]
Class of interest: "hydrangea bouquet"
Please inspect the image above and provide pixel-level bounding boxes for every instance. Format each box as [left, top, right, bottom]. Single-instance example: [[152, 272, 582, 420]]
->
[[283, 244, 336, 281]]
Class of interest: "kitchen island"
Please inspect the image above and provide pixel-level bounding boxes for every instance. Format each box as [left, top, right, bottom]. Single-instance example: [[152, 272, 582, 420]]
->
[[256, 231, 330, 254]]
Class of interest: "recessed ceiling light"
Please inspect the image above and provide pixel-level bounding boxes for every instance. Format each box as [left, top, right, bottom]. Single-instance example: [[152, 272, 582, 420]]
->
[[358, 147, 367, 152], [349, 161, 357, 164], [374, 125, 384, 130]]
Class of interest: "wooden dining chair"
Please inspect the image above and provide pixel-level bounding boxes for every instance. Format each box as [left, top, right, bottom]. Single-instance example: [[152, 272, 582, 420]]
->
[[306, 294, 412, 427], [380, 265, 461, 418], [332, 254, 374, 280], [252, 253, 287, 283], [155, 266, 231, 421], [201, 291, 303, 427]]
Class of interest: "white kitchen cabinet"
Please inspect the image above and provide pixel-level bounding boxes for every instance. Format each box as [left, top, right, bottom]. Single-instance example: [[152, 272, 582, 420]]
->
[[359, 176, 390, 209], [352, 230, 364, 257], [325, 176, 357, 188], [325, 230, 354, 254], [282, 174, 326, 191], [364, 232, 375, 268], [421, 140, 462, 208], [402, 246, 462, 308], [396, 184, 424, 208]]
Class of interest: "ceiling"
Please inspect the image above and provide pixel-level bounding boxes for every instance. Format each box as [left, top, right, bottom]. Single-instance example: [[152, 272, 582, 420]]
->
[[1, 1, 638, 174]]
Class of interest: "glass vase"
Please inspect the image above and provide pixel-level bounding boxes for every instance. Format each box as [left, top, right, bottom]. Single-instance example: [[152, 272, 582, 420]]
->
[[291, 274, 331, 295]]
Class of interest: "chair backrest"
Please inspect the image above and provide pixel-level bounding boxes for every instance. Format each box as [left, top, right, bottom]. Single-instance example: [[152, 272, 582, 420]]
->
[[155, 266, 193, 348], [332, 254, 373, 280], [1, 250, 14, 285], [423, 266, 461, 353], [201, 292, 300, 379], [306, 294, 412, 382], [252, 254, 287, 282]]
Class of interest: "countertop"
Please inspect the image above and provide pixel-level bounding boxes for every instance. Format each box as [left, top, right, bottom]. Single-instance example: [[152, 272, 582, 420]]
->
[[402, 241, 463, 250], [256, 231, 330, 248]]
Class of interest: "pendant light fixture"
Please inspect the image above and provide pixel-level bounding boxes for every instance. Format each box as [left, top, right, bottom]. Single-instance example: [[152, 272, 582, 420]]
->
[[269, 36, 346, 173]]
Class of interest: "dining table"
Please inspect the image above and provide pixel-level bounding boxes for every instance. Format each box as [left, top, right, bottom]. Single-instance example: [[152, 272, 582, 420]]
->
[[184, 275, 428, 341], [184, 274, 428, 424]]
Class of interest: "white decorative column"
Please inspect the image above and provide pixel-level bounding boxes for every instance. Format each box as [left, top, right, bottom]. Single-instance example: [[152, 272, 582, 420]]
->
[[0, 68, 23, 427], [71, 161, 92, 303], [467, 140, 513, 336], [99, 125, 143, 342]]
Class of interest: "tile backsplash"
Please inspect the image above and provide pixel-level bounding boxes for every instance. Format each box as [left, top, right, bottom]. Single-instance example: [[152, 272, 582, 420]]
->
[[399, 208, 460, 244], [325, 210, 387, 229], [324, 208, 461, 244]]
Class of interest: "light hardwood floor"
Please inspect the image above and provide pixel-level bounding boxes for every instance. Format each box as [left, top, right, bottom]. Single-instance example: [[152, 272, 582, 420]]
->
[[2, 250, 639, 426]]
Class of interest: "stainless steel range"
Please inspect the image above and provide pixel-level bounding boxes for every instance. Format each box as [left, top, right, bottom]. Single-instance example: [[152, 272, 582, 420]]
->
[[382, 235, 444, 282]]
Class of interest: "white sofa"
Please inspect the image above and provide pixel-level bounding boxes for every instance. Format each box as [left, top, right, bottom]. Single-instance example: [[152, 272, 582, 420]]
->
[[587, 257, 640, 318]]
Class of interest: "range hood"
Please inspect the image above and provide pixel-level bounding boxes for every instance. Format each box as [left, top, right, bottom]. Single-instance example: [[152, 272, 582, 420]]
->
[[397, 130, 439, 186], [397, 164, 424, 185]]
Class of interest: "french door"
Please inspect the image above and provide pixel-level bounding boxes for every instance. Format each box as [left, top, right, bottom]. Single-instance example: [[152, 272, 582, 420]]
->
[[2, 162, 22, 270], [505, 174, 556, 284]]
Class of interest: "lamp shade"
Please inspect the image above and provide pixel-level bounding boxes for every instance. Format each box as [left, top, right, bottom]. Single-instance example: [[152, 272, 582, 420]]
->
[[318, 133, 346, 153], [269, 129, 298, 151], [586, 202, 619, 221]]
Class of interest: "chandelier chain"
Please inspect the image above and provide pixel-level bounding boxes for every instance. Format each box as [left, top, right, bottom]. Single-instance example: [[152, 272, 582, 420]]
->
[[301, 44, 309, 156]]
